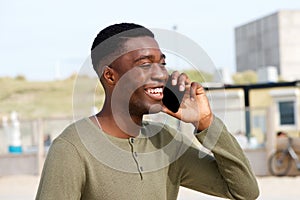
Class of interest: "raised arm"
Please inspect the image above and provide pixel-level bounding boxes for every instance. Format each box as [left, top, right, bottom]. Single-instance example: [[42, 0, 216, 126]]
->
[[163, 71, 259, 199]]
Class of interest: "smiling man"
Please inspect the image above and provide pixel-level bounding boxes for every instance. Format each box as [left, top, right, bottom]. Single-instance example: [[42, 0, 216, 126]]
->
[[36, 23, 259, 200]]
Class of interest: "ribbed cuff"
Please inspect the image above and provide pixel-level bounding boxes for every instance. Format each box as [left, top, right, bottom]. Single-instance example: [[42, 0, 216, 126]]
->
[[194, 115, 226, 150]]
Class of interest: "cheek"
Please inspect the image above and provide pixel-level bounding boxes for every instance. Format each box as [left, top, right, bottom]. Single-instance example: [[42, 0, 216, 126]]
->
[[127, 71, 148, 88], [116, 69, 145, 88], [121, 67, 148, 81], [163, 70, 169, 78]]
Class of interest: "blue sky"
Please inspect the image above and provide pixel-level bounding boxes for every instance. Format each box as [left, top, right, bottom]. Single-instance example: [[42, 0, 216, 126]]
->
[[1, 0, 300, 80]]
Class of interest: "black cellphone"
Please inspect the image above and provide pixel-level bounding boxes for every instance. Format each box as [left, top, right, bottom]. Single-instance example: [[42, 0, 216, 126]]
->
[[162, 76, 185, 113]]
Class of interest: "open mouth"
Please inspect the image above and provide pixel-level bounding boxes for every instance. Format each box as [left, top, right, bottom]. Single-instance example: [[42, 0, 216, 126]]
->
[[144, 87, 164, 100]]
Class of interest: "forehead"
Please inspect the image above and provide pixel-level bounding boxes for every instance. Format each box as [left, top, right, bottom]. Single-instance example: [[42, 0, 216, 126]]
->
[[122, 36, 160, 53], [109, 36, 163, 67]]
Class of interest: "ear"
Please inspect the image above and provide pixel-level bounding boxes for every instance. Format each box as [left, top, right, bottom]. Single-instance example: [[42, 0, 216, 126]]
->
[[102, 66, 116, 85]]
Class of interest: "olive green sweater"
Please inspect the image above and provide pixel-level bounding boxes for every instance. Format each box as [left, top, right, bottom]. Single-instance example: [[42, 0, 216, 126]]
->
[[36, 116, 259, 200]]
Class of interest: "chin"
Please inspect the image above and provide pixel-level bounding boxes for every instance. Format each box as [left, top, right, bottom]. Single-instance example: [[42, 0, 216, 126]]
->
[[147, 103, 163, 114], [129, 97, 163, 116]]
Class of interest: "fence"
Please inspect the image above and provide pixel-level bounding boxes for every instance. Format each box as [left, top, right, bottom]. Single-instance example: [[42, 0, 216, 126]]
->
[[0, 117, 73, 175], [0, 104, 299, 176]]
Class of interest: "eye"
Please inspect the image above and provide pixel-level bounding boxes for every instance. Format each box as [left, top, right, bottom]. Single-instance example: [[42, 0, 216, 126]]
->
[[138, 62, 167, 69], [159, 62, 167, 69], [139, 63, 152, 69]]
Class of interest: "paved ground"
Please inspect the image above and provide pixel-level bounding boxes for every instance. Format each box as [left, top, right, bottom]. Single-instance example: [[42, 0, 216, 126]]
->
[[0, 175, 299, 199]]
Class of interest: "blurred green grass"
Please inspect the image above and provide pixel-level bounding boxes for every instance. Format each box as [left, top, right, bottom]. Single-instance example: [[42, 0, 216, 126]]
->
[[0, 76, 104, 119]]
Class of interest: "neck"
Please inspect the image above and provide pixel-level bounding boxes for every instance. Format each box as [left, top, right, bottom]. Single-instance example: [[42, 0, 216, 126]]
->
[[95, 101, 143, 138]]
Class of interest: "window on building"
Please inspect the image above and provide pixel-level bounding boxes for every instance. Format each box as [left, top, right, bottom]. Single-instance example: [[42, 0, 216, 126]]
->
[[278, 101, 295, 125]]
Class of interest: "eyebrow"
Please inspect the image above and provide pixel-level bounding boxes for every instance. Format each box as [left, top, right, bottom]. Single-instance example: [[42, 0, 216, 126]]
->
[[133, 53, 166, 64]]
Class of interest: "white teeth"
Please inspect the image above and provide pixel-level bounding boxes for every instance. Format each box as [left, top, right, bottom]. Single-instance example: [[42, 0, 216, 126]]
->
[[147, 87, 162, 94]]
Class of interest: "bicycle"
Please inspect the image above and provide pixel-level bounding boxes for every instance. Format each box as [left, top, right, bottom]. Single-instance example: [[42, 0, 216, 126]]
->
[[268, 137, 300, 176]]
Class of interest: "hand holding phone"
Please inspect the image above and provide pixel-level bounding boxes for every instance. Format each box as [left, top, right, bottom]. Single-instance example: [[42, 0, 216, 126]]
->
[[162, 76, 185, 113]]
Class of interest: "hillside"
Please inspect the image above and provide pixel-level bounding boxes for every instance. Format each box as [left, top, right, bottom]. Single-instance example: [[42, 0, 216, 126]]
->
[[0, 76, 104, 120]]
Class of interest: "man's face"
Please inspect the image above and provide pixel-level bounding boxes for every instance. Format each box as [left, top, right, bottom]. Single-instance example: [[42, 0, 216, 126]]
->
[[110, 36, 169, 116]]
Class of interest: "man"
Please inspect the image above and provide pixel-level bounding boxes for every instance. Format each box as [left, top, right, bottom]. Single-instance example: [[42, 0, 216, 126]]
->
[[36, 23, 259, 199]]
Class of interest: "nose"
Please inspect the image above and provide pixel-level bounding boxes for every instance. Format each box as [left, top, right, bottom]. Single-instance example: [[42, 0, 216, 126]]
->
[[151, 63, 168, 82]]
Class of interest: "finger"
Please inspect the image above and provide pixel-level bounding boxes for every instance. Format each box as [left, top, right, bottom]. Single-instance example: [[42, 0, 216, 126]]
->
[[178, 73, 190, 91], [161, 104, 176, 116], [190, 82, 205, 100], [170, 71, 180, 85], [161, 104, 169, 113], [196, 85, 205, 95], [190, 82, 199, 101]]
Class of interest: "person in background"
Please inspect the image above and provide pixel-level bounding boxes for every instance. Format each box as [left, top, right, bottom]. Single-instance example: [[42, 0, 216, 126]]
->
[[277, 131, 288, 138]]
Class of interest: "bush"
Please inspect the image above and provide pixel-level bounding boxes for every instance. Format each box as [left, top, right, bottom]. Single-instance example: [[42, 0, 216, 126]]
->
[[15, 75, 26, 81]]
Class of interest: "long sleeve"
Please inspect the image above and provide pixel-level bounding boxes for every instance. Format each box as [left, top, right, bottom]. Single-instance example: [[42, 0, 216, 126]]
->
[[174, 116, 259, 200], [35, 137, 86, 200]]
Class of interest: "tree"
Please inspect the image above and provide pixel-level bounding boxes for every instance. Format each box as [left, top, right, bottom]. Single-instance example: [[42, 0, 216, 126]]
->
[[232, 70, 257, 84]]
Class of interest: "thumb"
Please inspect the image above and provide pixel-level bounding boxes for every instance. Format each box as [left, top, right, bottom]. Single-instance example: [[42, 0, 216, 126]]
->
[[161, 105, 172, 115], [161, 105, 181, 119]]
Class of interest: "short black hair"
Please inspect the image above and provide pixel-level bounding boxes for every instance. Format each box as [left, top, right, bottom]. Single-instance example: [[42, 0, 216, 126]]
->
[[91, 23, 154, 72]]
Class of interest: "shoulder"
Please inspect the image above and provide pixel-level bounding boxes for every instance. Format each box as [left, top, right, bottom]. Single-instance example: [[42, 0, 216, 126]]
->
[[53, 118, 94, 147]]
